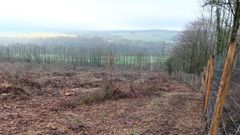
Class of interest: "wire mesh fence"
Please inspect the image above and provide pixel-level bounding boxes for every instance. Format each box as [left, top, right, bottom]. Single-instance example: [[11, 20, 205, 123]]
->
[[205, 47, 240, 135], [171, 71, 202, 91], [171, 45, 240, 135], [207, 49, 227, 132], [218, 48, 240, 135]]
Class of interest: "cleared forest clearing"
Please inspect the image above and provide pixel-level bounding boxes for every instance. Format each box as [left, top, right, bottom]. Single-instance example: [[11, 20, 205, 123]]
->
[[0, 62, 205, 135]]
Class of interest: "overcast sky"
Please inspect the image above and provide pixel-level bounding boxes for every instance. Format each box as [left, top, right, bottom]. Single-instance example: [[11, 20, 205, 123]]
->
[[0, 0, 200, 31]]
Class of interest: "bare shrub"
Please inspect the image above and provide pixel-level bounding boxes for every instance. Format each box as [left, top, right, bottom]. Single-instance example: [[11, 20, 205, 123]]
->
[[80, 50, 129, 105], [52, 87, 128, 111], [51, 97, 81, 111], [0, 85, 29, 101], [81, 86, 128, 105]]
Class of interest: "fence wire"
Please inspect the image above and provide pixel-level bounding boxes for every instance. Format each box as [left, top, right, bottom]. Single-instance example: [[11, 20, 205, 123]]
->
[[171, 71, 201, 91], [206, 47, 240, 135], [220, 48, 240, 135], [169, 45, 240, 135], [206, 50, 227, 131]]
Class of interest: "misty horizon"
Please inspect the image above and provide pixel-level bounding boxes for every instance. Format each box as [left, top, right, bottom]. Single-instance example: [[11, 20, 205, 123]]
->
[[0, 0, 200, 32]]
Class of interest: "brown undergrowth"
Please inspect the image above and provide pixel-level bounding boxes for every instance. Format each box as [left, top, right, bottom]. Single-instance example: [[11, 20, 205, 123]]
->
[[0, 62, 206, 135]]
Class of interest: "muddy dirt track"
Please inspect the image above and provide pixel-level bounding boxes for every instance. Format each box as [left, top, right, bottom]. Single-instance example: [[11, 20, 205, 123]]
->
[[0, 64, 206, 135]]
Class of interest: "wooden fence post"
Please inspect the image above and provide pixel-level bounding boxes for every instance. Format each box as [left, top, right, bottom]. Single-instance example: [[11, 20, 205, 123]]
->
[[181, 71, 183, 80], [183, 72, 187, 82], [191, 74, 194, 87], [209, 42, 238, 135], [177, 71, 179, 79], [204, 55, 215, 113], [201, 66, 207, 93], [179, 71, 181, 80], [196, 75, 199, 89], [204, 59, 210, 98]]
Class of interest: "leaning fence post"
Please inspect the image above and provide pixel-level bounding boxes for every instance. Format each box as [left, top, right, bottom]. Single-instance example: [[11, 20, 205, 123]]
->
[[201, 66, 207, 93], [204, 55, 215, 113], [177, 71, 179, 79], [209, 42, 238, 135], [192, 74, 194, 87], [195, 75, 198, 86], [181, 71, 183, 80], [198, 75, 201, 89], [183, 72, 187, 82], [179, 71, 181, 80], [204, 59, 210, 99], [182, 71, 184, 81], [200, 71, 204, 91]]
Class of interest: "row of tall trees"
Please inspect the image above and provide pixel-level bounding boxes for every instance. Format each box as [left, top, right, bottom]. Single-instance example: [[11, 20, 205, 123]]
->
[[168, 0, 240, 74], [0, 37, 173, 70]]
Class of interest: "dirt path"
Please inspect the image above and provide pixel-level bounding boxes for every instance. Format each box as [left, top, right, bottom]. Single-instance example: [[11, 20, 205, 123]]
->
[[0, 69, 206, 135]]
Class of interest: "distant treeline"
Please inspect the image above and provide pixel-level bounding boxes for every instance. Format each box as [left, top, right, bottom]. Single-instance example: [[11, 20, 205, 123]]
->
[[0, 36, 174, 70]]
